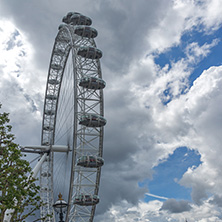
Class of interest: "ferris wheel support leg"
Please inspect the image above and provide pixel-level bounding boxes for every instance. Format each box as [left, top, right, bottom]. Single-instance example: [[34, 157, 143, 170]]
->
[[32, 153, 48, 178], [3, 208, 15, 222], [3, 153, 47, 221]]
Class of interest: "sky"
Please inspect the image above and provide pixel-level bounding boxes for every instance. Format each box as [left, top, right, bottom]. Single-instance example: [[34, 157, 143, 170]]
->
[[0, 0, 222, 221]]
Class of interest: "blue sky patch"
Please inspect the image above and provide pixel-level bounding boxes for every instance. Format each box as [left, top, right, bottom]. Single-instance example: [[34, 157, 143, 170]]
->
[[139, 147, 202, 202], [154, 45, 184, 70]]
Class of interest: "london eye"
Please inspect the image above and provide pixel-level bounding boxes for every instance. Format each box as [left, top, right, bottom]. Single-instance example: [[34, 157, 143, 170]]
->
[[22, 12, 106, 222]]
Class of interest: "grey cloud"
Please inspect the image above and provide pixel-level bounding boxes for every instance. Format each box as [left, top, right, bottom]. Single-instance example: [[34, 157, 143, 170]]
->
[[91, 0, 172, 73], [0, 0, 172, 73], [160, 199, 192, 213], [0, 0, 63, 70], [24, 93, 38, 112], [96, 170, 147, 215], [190, 184, 208, 206], [0, 75, 42, 146], [1, 75, 40, 114], [209, 195, 222, 208]]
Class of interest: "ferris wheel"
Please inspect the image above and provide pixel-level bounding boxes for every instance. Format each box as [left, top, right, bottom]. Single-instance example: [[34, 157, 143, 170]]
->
[[21, 12, 106, 222]]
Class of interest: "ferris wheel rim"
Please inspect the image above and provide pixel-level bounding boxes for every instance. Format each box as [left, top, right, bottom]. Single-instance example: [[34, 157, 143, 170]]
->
[[40, 13, 105, 222]]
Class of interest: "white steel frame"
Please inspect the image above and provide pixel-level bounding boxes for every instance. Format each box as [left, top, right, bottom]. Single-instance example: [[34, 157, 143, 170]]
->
[[40, 22, 104, 222]]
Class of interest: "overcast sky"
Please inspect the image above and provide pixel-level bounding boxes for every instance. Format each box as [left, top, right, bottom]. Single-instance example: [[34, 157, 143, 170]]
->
[[0, 0, 222, 221]]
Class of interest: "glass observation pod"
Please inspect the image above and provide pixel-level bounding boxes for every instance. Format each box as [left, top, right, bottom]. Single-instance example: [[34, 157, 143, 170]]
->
[[77, 46, 102, 59], [62, 12, 80, 24], [77, 155, 104, 168], [46, 94, 57, 100], [62, 12, 92, 26], [51, 64, 62, 71], [79, 76, 106, 90], [57, 35, 70, 44], [74, 194, 99, 206], [74, 26, 98, 38], [79, 114, 106, 127], [53, 47, 66, 56], [48, 79, 60, 85], [41, 172, 51, 177], [43, 126, 54, 131], [58, 24, 66, 30], [44, 110, 55, 115]]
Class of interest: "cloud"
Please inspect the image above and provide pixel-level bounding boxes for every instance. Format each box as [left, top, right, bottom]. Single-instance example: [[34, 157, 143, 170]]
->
[[198, 0, 222, 31], [160, 199, 192, 213], [0, 19, 43, 146], [95, 198, 222, 221], [0, 0, 222, 221], [185, 39, 220, 64], [176, 66, 222, 204], [99, 62, 222, 217], [209, 195, 222, 208]]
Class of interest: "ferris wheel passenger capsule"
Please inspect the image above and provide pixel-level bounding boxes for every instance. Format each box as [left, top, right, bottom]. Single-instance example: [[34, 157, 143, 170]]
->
[[77, 155, 104, 168], [79, 114, 106, 127], [74, 26, 98, 38], [74, 194, 99, 206], [41, 172, 51, 177], [70, 14, 92, 26], [79, 76, 106, 89], [43, 126, 54, 131], [77, 46, 102, 59], [54, 48, 66, 56], [62, 12, 80, 24], [44, 110, 55, 115], [46, 94, 57, 100], [58, 24, 66, 30], [51, 64, 62, 71], [48, 79, 60, 85], [57, 35, 70, 44], [63, 12, 92, 26]]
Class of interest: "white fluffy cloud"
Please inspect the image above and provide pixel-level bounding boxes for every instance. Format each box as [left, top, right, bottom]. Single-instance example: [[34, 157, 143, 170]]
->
[[96, 0, 222, 220], [0, 20, 44, 145], [147, 0, 222, 53], [96, 198, 222, 221]]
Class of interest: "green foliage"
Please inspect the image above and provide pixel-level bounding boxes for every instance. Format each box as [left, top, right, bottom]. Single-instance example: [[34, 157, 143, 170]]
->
[[0, 104, 42, 222]]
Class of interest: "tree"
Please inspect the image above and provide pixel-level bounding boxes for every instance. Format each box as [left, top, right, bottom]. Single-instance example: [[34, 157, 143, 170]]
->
[[0, 104, 42, 222]]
